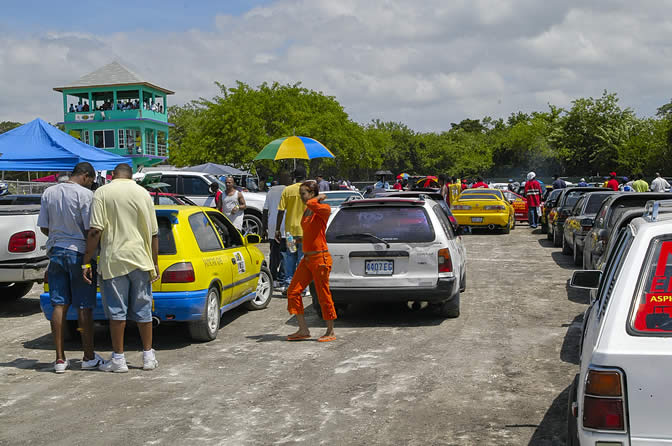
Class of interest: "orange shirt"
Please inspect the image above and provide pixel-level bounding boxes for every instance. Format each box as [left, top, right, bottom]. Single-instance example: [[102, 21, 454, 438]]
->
[[301, 197, 331, 252]]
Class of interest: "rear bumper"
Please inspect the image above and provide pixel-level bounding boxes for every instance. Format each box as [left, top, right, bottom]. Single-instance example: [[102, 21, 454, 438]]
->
[[453, 213, 509, 227], [329, 277, 458, 303], [0, 257, 48, 283], [40, 289, 209, 322]]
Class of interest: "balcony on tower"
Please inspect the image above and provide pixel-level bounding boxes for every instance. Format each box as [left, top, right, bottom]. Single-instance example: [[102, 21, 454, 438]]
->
[[54, 61, 174, 168]]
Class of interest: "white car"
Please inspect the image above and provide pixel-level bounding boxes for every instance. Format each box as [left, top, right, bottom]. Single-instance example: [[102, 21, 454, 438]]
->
[[137, 170, 266, 235], [313, 197, 466, 317], [321, 190, 363, 213], [568, 199, 672, 445]]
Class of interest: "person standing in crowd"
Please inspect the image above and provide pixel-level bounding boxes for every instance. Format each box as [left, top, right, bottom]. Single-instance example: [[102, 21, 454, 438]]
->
[[650, 172, 670, 192], [286, 182, 337, 342], [38, 162, 103, 373], [209, 182, 223, 212], [316, 174, 330, 192], [632, 173, 649, 192], [439, 175, 448, 199], [524, 171, 543, 229], [393, 179, 403, 190], [552, 174, 567, 189], [275, 167, 307, 293], [82, 163, 159, 373], [620, 177, 633, 192], [578, 178, 588, 187], [471, 177, 488, 188], [222, 176, 246, 230], [448, 177, 461, 206], [374, 175, 389, 190], [263, 171, 289, 287], [606, 172, 620, 191]]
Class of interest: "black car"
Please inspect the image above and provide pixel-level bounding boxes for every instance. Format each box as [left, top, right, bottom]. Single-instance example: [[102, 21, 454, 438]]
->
[[583, 192, 670, 269], [561, 191, 616, 265], [540, 189, 563, 234], [546, 187, 606, 247]]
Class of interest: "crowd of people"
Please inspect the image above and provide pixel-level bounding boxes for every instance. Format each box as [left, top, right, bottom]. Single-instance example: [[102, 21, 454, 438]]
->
[[68, 100, 164, 114]]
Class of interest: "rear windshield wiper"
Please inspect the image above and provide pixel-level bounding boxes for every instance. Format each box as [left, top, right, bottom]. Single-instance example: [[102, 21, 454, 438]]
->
[[334, 232, 391, 248]]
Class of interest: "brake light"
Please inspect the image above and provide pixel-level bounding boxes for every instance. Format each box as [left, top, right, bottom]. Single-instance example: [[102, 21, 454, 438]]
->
[[483, 205, 506, 210], [452, 205, 471, 210], [9, 231, 36, 253], [162, 262, 195, 283], [582, 368, 626, 431], [448, 215, 458, 227], [438, 248, 452, 273]]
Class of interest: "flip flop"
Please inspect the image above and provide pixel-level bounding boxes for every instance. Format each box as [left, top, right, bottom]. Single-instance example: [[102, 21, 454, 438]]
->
[[317, 335, 336, 343], [287, 334, 311, 341]]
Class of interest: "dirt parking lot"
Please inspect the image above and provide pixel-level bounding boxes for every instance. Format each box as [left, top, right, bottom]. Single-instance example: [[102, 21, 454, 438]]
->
[[0, 226, 587, 445]]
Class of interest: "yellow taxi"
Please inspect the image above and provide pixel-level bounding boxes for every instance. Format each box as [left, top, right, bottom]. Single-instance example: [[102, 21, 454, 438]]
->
[[40, 205, 272, 342], [450, 188, 516, 233]]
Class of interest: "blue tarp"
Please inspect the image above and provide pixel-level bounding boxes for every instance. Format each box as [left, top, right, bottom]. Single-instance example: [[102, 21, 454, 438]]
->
[[0, 118, 131, 171]]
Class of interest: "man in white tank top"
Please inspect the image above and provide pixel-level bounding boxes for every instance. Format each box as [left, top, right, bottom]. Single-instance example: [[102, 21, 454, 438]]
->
[[223, 176, 247, 230]]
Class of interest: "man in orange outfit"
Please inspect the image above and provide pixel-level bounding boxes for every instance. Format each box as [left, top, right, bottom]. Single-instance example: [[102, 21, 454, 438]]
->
[[286, 182, 337, 342]]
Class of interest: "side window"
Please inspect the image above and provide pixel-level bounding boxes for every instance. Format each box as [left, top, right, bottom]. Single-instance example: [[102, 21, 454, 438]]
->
[[572, 197, 584, 215], [207, 211, 243, 248], [595, 228, 632, 320], [431, 205, 454, 239], [182, 176, 210, 196], [630, 236, 672, 335], [596, 203, 609, 228], [161, 176, 178, 194], [188, 212, 223, 252], [158, 196, 177, 205]]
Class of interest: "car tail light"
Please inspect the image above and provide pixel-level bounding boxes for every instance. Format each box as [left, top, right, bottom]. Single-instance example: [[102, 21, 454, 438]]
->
[[483, 205, 506, 210], [581, 218, 594, 231], [452, 205, 471, 210], [9, 231, 36, 253], [448, 215, 458, 226], [583, 368, 627, 431], [438, 248, 452, 273], [162, 262, 195, 283]]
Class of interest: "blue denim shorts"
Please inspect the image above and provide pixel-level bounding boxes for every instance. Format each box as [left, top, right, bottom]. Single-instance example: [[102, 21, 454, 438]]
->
[[48, 247, 97, 309], [101, 269, 153, 323]]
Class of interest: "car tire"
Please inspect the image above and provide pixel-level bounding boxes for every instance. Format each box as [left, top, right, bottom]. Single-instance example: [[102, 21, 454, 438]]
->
[[189, 285, 221, 342], [0, 282, 33, 300], [573, 241, 582, 266], [562, 233, 572, 255], [242, 213, 263, 237], [547, 223, 553, 240], [245, 266, 273, 310], [63, 320, 80, 342], [540, 219, 548, 234], [567, 374, 580, 446], [553, 226, 562, 247], [434, 294, 460, 318], [511, 217, 516, 230], [502, 218, 511, 234]]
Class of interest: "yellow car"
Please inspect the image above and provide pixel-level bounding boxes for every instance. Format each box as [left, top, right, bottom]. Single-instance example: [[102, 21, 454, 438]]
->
[[450, 189, 516, 233], [40, 205, 273, 342]]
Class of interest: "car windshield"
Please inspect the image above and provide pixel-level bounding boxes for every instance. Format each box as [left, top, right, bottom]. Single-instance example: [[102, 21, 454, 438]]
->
[[327, 206, 434, 243], [585, 193, 611, 214], [323, 192, 361, 207]]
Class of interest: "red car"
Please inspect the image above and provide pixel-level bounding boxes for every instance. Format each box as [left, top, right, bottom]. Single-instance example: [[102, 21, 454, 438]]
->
[[501, 190, 529, 222]]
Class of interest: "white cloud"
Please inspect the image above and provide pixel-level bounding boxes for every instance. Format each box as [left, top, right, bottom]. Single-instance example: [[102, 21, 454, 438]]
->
[[1, 0, 672, 131]]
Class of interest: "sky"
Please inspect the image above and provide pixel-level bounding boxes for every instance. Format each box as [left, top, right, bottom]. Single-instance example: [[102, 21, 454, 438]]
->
[[2, 0, 672, 131]]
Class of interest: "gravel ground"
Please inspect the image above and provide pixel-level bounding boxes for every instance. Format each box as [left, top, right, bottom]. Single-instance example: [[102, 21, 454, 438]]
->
[[0, 226, 587, 445]]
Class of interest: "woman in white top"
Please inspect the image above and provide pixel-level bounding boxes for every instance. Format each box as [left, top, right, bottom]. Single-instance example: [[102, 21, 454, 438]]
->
[[222, 176, 246, 230]]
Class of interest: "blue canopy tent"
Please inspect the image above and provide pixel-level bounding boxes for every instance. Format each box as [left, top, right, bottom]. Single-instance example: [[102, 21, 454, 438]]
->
[[0, 118, 131, 171]]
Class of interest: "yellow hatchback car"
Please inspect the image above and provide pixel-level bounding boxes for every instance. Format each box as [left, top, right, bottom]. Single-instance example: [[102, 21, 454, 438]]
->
[[40, 205, 273, 342], [450, 189, 516, 233]]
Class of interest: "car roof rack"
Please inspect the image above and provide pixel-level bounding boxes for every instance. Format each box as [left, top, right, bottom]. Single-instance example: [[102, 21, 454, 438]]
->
[[643, 199, 672, 222]]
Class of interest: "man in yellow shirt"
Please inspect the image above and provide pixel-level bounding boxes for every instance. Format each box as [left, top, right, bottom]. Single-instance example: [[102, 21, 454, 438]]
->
[[275, 166, 307, 292], [82, 163, 159, 373], [632, 173, 649, 192]]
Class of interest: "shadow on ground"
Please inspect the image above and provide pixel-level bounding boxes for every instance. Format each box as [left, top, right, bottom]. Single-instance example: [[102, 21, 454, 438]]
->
[[537, 238, 554, 248], [0, 296, 42, 318], [528, 384, 570, 445], [551, 252, 579, 270], [560, 312, 584, 365]]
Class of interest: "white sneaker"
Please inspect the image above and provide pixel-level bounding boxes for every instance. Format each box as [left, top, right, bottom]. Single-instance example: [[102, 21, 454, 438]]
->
[[142, 350, 159, 371], [99, 356, 129, 373], [54, 359, 69, 374], [81, 352, 105, 370]]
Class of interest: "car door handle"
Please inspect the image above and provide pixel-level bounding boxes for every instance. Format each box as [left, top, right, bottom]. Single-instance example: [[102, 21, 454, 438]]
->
[[231, 257, 237, 264]]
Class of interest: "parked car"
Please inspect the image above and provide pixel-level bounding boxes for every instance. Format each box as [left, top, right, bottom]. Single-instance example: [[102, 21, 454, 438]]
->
[[0, 204, 48, 300], [568, 200, 672, 445], [582, 192, 670, 270], [138, 170, 266, 236], [321, 190, 363, 212], [561, 191, 616, 265], [40, 205, 273, 341], [316, 197, 466, 318], [451, 188, 515, 233], [501, 189, 528, 222], [547, 187, 605, 246], [540, 189, 563, 234], [373, 190, 460, 233]]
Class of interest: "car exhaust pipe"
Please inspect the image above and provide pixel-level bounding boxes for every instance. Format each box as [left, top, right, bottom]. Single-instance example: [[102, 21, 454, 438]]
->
[[488, 224, 495, 230], [407, 301, 428, 311], [152, 316, 160, 327]]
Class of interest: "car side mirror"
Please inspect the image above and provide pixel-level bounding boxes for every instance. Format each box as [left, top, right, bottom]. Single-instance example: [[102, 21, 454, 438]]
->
[[245, 234, 261, 244], [570, 270, 602, 289], [598, 229, 609, 241]]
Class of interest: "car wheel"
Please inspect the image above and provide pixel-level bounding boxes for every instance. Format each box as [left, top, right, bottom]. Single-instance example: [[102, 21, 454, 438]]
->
[[189, 285, 221, 342], [242, 213, 263, 236], [0, 282, 33, 300], [567, 374, 580, 446], [573, 241, 582, 266], [562, 233, 572, 255], [511, 217, 516, 230], [245, 266, 273, 310], [553, 226, 562, 247], [502, 218, 511, 234], [547, 223, 553, 240], [540, 219, 548, 234], [434, 294, 460, 318]]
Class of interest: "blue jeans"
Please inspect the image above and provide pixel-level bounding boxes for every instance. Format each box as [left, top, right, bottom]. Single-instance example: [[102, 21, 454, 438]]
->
[[281, 241, 303, 287], [528, 207, 539, 227], [48, 247, 97, 309]]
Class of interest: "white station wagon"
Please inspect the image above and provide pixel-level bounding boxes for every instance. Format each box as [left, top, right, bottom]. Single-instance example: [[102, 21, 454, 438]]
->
[[569, 200, 672, 445]]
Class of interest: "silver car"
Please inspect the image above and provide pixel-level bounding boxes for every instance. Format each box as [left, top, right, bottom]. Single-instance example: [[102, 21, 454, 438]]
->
[[312, 197, 466, 318]]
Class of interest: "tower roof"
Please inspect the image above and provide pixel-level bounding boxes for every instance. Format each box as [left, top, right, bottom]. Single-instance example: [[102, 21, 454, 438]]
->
[[53, 61, 174, 94]]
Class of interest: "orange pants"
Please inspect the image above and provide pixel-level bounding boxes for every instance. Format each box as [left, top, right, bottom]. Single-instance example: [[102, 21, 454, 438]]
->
[[287, 252, 337, 320]]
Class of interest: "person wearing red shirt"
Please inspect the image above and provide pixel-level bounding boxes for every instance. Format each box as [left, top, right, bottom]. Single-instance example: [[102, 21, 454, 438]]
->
[[286, 182, 337, 342], [524, 171, 543, 228], [606, 172, 619, 191], [471, 177, 489, 188], [392, 179, 403, 190], [461, 179, 468, 191]]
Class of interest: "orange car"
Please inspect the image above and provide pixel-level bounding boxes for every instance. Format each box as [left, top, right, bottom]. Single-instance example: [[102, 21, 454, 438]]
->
[[502, 190, 528, 222]]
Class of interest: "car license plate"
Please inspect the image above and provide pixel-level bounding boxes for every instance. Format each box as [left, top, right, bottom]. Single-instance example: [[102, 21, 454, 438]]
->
[[471, 217, 483, 223], [365, 259, 394, 275]]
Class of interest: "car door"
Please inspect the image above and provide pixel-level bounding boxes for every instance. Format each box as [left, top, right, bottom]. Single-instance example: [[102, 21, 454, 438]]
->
[[566, 196, 584, 244], [187, 211, 233, 304], [181, 175, 213, 207], [205, 211, 257, 302]]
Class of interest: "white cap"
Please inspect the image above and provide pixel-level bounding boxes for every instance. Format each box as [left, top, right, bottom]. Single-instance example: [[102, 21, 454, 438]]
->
[[527, 172, 536, 181]]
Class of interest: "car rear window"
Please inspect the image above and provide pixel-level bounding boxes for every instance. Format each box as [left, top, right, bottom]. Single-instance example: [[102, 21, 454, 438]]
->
[[157, 216, 177, 255], [326, 206, 435, 243], [459, 193, 500, 201], [585, 194, 611, 214], [631, 237, 672, 335], [563, 191, 586, 208]]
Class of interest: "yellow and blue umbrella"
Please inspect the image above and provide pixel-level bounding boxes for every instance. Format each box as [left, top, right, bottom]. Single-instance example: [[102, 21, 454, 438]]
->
[[254, 136, 334, 161]]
